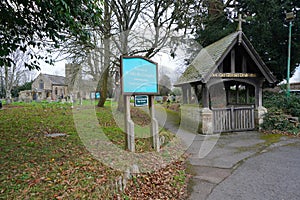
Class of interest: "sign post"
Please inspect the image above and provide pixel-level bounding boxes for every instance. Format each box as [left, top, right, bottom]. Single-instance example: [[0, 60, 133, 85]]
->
[[121, 56, 159, 152]]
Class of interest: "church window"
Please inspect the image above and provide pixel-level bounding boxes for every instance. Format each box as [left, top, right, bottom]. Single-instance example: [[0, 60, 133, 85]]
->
[[39, 80, 44, 90]]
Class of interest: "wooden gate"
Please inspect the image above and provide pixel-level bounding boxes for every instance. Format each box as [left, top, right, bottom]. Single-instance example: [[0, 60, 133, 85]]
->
[[212, 106, 255, 133]]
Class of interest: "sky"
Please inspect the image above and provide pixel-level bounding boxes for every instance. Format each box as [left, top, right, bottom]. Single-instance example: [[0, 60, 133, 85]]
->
[[290, 66, 300, 82], [39, 60, 66, 77], [38, 57, 300, 85]]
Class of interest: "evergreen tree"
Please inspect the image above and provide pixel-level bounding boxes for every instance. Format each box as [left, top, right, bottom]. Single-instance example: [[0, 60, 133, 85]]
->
[[196, 0, 300, 81]]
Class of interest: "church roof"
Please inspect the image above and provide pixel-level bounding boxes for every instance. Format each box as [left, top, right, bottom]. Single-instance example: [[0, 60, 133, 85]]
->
[[43, 74, 66, 85], [174, 31, 277, 86]]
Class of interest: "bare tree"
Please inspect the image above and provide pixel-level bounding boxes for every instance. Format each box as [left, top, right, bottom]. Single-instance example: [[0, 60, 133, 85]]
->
[[58, 0, 206, 107], [2, 49, 31, 103]]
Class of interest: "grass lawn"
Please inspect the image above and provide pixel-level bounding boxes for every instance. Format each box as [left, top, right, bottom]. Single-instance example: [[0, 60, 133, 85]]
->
[[0, 101, 188, 199]]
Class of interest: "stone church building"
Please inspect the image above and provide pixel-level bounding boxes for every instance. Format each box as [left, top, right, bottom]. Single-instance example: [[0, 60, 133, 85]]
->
[[21, 64, 95, 101], [31, 73, 68, 100]]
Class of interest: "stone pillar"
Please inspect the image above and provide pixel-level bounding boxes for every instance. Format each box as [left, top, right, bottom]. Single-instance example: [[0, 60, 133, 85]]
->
[[201, 108, 214, 135], [255, 106, 267, 131]]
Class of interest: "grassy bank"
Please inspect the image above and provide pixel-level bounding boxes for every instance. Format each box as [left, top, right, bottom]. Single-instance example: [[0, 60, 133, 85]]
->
[[0, 101, 188, 199]]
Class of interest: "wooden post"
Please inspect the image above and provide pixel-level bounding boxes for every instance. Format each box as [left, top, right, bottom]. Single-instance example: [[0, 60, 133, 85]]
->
[[225, 84, 230, 105], [237, 84, 240, 104], [242, 56, 247, 73], [182, 85, 188, 104], [149, 95, 160, 152], [124, 95, 135, 152], [231, 49, 236, 73], [202, 84, 209, 108], [255, 80, 264, 108], [246, 86, 250, 104], [231, 106, 235, 130], [187, 85, 192, 104]]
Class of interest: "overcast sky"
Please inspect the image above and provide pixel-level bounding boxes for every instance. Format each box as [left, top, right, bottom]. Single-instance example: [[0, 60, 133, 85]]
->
[[39, 58, 300, 84]]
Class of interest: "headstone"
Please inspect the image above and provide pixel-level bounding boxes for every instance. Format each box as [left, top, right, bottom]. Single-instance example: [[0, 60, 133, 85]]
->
[[69, 94, 73, 103], [0, 100, 2, 109], [45, 133, 67, 138], [131, 164, 140, 174], [160, 135, 165, 145], [5, 98, 11, 104]]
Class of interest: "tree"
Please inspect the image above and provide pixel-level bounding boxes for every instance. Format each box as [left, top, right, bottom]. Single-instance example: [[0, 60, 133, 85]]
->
[[106, 0, 204, 108], [195, 0, 300, 82], [159, 74, 172, 96], [2, 50, 26, 101], [11, 81, 33, 98], [64, 0, 205, 108], [0, 49, 36, 102], [0, 0, 102, 70]]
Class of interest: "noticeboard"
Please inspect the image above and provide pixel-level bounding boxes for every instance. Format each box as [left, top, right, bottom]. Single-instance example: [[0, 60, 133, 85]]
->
[[121, 56, 158, 95]]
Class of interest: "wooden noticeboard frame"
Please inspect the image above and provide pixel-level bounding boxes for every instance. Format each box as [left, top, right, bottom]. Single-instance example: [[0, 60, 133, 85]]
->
[[120, 56, 160, 152], [120, 56, 159, 95]]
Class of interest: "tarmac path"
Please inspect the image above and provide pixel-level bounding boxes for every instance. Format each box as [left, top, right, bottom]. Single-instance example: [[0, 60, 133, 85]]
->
[[152, 105, 300, 200]]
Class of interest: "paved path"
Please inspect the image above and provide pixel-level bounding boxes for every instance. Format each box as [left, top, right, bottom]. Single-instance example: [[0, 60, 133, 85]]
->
[[187, 132, 300, 200], [153, 106, 300, 200]]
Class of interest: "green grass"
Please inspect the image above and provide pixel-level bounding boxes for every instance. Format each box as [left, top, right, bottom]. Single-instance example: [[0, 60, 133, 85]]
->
[[0, 101, 187, 199], [0, 102, 121, 199]]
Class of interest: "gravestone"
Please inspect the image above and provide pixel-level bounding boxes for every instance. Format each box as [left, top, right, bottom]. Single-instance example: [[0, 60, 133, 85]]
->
[[45, 133, 67, 138], [0, 100, 2, 109]]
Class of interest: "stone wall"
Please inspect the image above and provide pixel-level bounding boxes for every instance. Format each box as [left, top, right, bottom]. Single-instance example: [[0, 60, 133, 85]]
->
[[51, 85, 68, 100], [180, 105, 203, 133], [32, 74, 53, 91]]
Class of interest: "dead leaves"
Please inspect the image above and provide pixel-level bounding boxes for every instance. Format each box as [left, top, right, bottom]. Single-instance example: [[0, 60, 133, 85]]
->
[[0, 104, 189, 199], [124, 160, 188, 200]]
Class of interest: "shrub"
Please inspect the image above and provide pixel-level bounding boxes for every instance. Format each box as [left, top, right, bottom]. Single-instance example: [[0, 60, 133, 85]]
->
[[262, 92, 300, 135], [263, 92, 300, 118]]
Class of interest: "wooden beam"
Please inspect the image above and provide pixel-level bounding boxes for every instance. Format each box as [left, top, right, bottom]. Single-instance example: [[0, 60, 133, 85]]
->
[[202, 84, 209, 108], [242, 56, 247, 73], [231, 49, 236, 73]]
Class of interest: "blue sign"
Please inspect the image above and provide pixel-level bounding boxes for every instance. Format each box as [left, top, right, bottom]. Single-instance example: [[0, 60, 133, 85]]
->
[[121, 56, 158, 95], [135, 95, 148, 107], [95, 92, 100, 99], [90, 92, 101, 99]]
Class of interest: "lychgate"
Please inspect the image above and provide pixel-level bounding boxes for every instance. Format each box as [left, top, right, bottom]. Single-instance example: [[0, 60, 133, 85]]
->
[[174, 28, 277, 134]]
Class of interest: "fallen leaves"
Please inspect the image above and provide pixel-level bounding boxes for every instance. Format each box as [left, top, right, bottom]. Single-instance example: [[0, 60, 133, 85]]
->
[[0, 103, 189, 199], [124, 160, 188, 200]]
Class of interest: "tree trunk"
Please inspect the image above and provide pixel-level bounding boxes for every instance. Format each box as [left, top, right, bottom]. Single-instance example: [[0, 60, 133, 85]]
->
[[4, 65, 12, 104], [97, 3, 111, 107], [97, 66, 109, 107]]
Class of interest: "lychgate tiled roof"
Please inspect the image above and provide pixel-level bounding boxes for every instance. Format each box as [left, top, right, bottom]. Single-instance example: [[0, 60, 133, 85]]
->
[[175, 32, 239, 86], [174, 31, 276, 86]]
